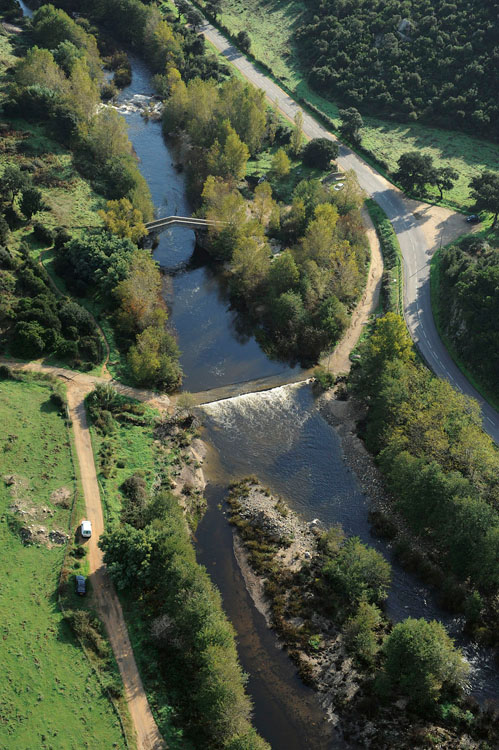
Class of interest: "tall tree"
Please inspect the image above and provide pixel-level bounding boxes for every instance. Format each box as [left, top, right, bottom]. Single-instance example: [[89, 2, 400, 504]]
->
[[394, 151, 435, 195], [469, 171, 499, 228], [434, 166, 459, 200], [290, 110, 303, 157], [339, 107, 363, 143]]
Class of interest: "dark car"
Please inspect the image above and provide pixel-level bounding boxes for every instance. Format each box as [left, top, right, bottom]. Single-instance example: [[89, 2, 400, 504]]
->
[[466, 214, 480, 223], [75, 574, 86, 596]]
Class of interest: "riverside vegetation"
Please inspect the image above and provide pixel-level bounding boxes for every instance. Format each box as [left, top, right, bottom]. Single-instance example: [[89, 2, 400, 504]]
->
[[227, 479, 499, 748], [350, 313, 499, 645], [0, 368, 126, 749], [85, 384, 270, 749], [163, 70, 370, 363], [51, 0, 372, 366], [0, 3, 182, 389]]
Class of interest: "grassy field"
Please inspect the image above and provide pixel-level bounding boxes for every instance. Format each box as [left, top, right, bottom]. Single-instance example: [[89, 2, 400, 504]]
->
[[0, 375, 126, 750], [89, 399, 162, 526], [200, 0, 499, 210]]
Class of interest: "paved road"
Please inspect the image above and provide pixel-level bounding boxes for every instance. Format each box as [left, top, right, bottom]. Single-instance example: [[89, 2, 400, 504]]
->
[[200, 19, 499, 444]]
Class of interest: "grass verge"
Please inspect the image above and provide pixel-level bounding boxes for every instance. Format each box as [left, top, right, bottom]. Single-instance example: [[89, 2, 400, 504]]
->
[[365, 198, 403, 315]]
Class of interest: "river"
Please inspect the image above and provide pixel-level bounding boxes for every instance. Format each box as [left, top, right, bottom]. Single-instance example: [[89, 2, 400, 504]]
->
[[114, 51, 499, 750], [15, 1, 498, 740]]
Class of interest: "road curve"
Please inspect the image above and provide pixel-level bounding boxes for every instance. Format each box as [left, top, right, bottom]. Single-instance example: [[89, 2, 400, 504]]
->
[[199, 18, 499, 444]]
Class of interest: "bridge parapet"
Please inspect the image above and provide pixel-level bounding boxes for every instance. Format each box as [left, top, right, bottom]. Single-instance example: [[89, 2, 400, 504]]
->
[[145, 216, 226, 233]]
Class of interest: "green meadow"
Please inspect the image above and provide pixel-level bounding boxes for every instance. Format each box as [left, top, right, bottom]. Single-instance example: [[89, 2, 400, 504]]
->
[[0, 375, 125, 750]]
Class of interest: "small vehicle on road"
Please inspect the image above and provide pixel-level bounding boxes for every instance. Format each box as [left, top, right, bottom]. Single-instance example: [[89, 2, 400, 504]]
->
[[466, 214, 480, 223], [75, 574, 86, 596], [80, 520, 92, 538]]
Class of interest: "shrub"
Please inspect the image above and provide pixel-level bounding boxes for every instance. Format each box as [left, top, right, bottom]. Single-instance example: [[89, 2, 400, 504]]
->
[[302, 138, 339, 169], [343, 600, 383, 665], [380, 618, 470, 711], [322, 536, 391, 608], [32, 221, 55, 245]]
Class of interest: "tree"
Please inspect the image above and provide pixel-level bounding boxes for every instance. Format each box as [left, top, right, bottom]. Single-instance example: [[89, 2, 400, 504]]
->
[[128, 326, 182, 390], [271, 148, 290, 178], [1, 165, 29, 203], [219, 122, 250, 181], [236, 31, 251, 54], [394, 151, 435, 195], [99, 198, 146, 243], [381, 618, 469, 710], [252, 181, 275, 225], [469, 171, 499, 228], [302, 138, 338, 169], [298, 203, 339, 266], [290, 110, 303, 157], [114, 250, 165, 335], [202, 176, 248, 259], [343, 600, 382, 666], [267, 250, 299, 297], [20, 187, 44, 219], [434, 166, 458, 200], [323, 536, 391, 607], [352, 313, 414, 397], [231, 236, 270, 295], [339, 107, 363, 143], [11, 320, 46, 357]]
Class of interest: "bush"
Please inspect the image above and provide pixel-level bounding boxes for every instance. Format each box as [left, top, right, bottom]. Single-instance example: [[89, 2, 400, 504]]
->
[[0, 364, 13, 380], [343, 600, 382, 665], [380, 618, 470, 711], [32, 221, 54, 245], [302, 138, 339, 169], [313, 366, 334, 390], [322, 536, 391, 608]]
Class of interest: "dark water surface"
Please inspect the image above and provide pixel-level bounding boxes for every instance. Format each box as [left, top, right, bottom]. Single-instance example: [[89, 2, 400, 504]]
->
[[116, 57, 299, 392]]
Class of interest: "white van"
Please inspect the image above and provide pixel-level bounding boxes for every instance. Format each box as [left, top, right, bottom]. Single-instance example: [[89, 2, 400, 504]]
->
[[81, 520, 92, 538]]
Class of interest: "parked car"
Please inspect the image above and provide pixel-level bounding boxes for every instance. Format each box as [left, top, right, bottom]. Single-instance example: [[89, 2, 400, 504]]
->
[[466, 214, 480, 223], [75, 574, 86, 596], [80, 520, 92, 538], [333, 183, 344, 191]]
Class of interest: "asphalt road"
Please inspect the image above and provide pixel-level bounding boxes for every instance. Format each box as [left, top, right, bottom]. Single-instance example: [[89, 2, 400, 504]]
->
[[200, 19, 499, 444]]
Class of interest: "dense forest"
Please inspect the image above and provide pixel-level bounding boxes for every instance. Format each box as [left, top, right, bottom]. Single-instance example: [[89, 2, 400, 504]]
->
[[435, 236, 499, 402], [296, 0, 499, 140]]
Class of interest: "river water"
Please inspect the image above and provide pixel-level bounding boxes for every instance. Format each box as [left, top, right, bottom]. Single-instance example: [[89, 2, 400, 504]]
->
[[112, 52, 499, 750], [115, 56, 300, 392], [14, 5, 496, 740]]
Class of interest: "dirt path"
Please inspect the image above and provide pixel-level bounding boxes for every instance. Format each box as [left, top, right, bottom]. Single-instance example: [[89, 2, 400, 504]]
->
[[319, 205, 382, 374], [66, 381, 166, 750]]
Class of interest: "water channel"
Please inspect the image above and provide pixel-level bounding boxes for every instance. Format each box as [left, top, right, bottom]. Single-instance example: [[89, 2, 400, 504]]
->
[[112, 57, 499, 748]]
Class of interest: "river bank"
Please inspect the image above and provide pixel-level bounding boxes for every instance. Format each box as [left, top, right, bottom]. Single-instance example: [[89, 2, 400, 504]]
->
[[227, 476, 493, 748]]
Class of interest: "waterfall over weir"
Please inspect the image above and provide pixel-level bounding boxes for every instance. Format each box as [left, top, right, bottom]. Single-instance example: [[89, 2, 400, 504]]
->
[[200, 382, 499, 707]]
